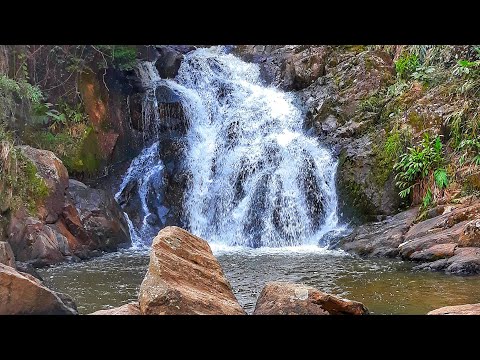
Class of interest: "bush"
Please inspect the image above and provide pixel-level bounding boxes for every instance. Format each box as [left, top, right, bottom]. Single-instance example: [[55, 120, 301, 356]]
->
[[394, 133, 447, 203]]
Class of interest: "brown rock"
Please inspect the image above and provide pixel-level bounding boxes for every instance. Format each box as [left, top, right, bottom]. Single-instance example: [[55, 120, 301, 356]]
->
[[67, 179, 130, 251], [18, 146, 69, 223], [458, 220, 480, 247], [253, 282, 369, 315], [410, 243, 457, 262], [8, 217, 69, 266], [0, 241, 15, 267], [90, 302, 141, 315], [428, 303, 480, 315], [139, 226, 245, 315], [338, 207, 418, 257], [399, 221, 466, 259], [0, 263, 77, 315]]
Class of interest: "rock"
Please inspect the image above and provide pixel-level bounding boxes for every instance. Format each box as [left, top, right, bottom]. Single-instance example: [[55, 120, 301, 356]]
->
[[18, 146, 69, 223], [253, 282, 369, 315], [337, 207, 418, 257], [154, 46, 184, 79], [410, 243, 457, 262], [458, 220, 480, 247], [67, 179, 130, 251], [0, 263, 77, 315], [139, 226, 245, 315], [90, 302, 141, 315], [0, 241, 15, 267], [8, 217, 69, 266], [15, 261, 43, 281], [136, 45, 160, 62], [414, 247, 480, 275], [428, 303, 480, 315], [445, 247, 480, 275]]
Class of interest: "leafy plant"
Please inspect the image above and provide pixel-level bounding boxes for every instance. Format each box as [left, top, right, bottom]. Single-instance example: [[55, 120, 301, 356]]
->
[[394, 133, 446, 200], [458, 138, 480, 166], [422, 188, 432, 208], [395, 54, 419, 80], [411, 65, 436, 85]]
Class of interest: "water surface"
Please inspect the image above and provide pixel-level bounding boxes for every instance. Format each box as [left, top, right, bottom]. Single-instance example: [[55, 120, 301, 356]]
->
[[39, 248, 480, 315]]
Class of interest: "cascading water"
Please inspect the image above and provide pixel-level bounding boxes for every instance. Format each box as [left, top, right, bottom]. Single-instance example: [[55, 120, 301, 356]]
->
[[117, 46, 344, 248]]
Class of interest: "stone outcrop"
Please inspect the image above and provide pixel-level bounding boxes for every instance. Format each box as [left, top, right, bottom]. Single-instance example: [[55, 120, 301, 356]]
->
[[90, 302, 141, 315], [5, 147, 130, 267], [253, 282, 369, 315], [0, 263, 77, 315], [139, 226, 245, 315], [428, 303, 480, 315], [337, 197, 480, 275]]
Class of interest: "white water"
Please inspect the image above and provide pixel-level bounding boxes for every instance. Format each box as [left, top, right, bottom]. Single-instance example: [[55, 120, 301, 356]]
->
[[118, 46, 345, 248]]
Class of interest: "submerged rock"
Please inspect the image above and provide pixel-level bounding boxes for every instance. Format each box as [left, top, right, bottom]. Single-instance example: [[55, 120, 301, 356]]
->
[[428, 303, 480, 315], [0, 263, 77, 315], [90, 302, 141, 315], [253, 281, 369, 315], [139, 226, 245, 315]]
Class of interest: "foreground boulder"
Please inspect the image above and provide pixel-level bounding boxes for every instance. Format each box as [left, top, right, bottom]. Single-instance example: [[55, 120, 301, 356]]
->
[[0, 263, 77, 315], [139, 226, 245, 315], [428, 303, 480, 315], [253, 282, 369, 315], [90, 302, 141, 315]]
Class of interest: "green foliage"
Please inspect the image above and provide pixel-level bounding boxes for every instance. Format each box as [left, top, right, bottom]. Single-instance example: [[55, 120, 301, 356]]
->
[[359, 93, 383, 113], [394, 133, 446, 199], [96, 45, 137, 71], [458, 138, 480, 166], [387, 80, 409, 98], [0, 129, 49, 214], [395, 54, 419, 80], [434, 168, 449, 188], [411, 65, 436, 85], [422, 188, 432, 208]]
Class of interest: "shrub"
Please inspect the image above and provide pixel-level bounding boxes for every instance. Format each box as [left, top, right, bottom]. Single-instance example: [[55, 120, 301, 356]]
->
[[395, 54, 419, 80]]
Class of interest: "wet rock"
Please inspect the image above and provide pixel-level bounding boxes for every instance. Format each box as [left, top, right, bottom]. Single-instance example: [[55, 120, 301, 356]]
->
[[90, 302, 141, 315], [337, 207, 418, 257], [139, 226, 245, 315], [445, 247, 480, 275], [15, 261, 43, 281], [0, 263, 77, 315], [428, 303, 480, 315], [67, 179, 131, 251], [154, 46, 184, 79], [0, 241, 15, 267], [253, 281, 369, 315], [18, 146, 69, 224], [410, 243, 457, 262]]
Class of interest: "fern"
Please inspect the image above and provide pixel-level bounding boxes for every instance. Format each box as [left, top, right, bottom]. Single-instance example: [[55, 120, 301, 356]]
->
[[434, 169, 448, 189]]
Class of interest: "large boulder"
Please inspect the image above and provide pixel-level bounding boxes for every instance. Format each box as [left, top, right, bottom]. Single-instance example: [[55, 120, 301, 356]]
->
[[336, 207, 418, 257], [8, 216, 70, 266], [154, 46, 184, 79], [428, 303, 480, 315], [139, 226, 245, 315], [253, 282, 369, 315], [18, 146, 69, 223], [90, 302, 141, 315], [0, 263, 77, 314], [67, 179, 130, 251]]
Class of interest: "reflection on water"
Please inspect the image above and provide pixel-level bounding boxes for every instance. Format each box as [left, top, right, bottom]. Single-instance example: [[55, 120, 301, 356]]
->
[[39, 248, 480, 315]]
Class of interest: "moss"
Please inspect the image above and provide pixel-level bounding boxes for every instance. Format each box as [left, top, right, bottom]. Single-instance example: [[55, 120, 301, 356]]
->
[[344, 45, 366, 53], [407, 111, 425, 132], [22, 155, 49, 213]]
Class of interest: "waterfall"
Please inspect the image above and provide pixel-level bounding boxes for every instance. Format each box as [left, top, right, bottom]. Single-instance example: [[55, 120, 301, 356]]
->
[[117, 46, 343, 248]]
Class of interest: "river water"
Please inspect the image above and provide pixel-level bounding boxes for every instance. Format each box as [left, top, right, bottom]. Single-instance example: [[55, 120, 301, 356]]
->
[[39, 248, 480, 315]]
